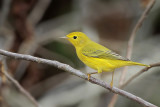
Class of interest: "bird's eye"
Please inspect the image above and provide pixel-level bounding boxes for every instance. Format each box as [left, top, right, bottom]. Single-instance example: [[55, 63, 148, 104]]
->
[[73, 36, 77, 39]]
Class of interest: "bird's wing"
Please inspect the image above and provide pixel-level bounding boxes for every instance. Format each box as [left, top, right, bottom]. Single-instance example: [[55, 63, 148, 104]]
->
[[82, 42, 129, 61]]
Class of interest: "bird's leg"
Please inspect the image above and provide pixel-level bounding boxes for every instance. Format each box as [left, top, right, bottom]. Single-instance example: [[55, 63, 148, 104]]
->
[[110, 70, 115, 88], [87, 74, 91, 80], [97, 68, 102, 74], [87, 68, 102, 80], [87, 72, 98, 80]]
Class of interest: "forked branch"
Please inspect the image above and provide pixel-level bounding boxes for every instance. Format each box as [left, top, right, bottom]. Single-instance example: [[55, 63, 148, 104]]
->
[[108, 0, 155, 107]]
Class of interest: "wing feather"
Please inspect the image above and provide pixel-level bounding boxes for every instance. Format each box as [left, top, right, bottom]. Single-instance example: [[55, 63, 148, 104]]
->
[[82, 42, 129, 61]]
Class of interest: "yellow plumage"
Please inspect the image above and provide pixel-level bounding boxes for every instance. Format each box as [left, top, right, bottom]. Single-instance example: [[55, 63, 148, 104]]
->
[[65, 32, 149, 87]]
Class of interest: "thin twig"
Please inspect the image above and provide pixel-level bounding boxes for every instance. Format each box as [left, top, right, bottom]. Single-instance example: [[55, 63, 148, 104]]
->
[[121, 62, 160, 88], [0, 0, 11, 27], [0, 62, 39, 107], [108, 61, 160, 107], [119, 0, 155, 86], [28, 0, 51, 26], [108, 62, 160, 107], [108, 0, 155, 107], [0, 49, 157, 107]]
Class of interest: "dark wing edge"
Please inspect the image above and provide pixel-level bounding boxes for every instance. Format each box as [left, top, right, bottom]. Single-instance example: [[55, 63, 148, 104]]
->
[[107, 50, 130, 61]]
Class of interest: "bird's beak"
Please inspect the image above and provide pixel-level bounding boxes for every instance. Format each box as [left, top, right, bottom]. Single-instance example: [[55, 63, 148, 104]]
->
[[60, 37, 68, 39]]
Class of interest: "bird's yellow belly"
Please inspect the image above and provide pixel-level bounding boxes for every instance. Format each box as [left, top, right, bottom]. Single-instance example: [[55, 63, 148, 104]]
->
[[78, 53, 115, 72]]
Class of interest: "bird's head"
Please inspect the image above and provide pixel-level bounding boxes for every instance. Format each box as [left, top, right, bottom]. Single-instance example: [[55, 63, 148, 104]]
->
[[65, 32, 90, 47]]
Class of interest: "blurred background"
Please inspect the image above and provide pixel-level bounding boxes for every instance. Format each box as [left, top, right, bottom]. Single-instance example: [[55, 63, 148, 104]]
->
[[0, 0, 160, 107]]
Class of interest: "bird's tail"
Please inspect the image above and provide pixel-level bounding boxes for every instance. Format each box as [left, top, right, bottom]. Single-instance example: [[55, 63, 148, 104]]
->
[[127, 61, 150, 67]]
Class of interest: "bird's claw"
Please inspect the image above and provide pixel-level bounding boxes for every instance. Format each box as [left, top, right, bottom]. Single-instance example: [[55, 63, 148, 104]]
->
[[110, 81, 113, 88], [87, 74, 91, 80]]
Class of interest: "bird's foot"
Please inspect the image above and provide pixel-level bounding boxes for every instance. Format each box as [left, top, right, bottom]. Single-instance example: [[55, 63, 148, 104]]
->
[[110, 81, 113, 88], [87, 74, 91, 80]]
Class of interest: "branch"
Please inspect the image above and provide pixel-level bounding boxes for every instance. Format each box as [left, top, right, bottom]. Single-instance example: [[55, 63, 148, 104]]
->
[[107, 63, 160, 107], [0, 49, 157, 107], [108, 63, 160, 107], [121, 62, 160, 88], [28, 0, 51, 26], [119, 0, 155, 86], [0, 0, 11, 27], [0, 62, 39, 107], [108, 0, 155, 106]]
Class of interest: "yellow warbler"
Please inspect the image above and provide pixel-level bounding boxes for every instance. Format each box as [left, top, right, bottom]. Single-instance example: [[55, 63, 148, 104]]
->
[[64, 32, 149, 87]]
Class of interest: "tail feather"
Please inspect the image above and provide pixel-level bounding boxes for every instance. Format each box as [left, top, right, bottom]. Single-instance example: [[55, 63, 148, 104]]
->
[[127, 61, 150, 67]]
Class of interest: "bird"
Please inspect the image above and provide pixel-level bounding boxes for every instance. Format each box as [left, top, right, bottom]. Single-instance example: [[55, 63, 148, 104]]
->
[[63, 32, 150, 87]]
